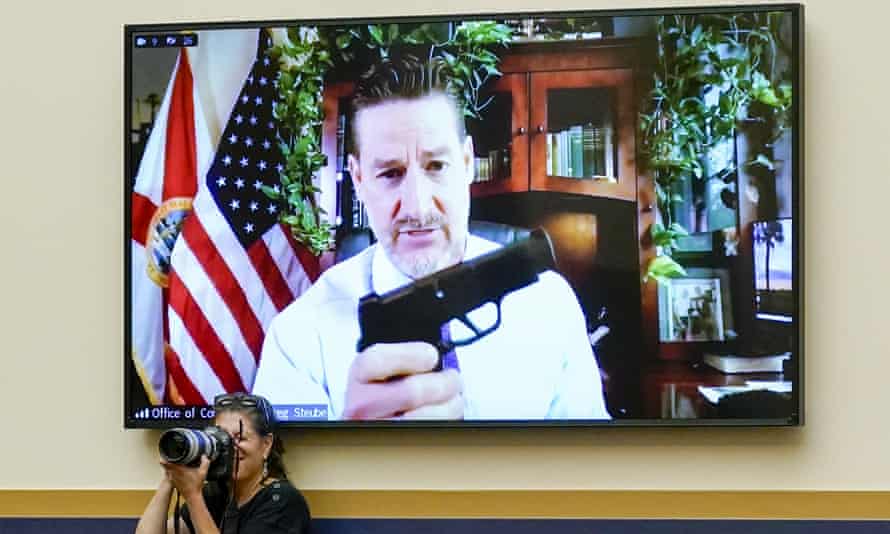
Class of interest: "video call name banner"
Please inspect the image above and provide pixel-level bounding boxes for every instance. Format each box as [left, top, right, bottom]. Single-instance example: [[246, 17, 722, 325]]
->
[[131, 404, 329, 423]]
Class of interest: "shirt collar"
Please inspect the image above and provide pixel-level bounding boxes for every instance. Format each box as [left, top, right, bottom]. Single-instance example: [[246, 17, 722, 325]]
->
[[370, 233, 500, 295]]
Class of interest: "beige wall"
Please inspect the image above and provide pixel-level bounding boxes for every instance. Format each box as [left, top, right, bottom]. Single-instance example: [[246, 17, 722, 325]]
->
[[1, 0, 887, 491]]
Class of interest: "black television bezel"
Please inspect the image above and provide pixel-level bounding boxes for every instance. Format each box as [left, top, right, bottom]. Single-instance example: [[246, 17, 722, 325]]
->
[[124, 3, 805, 430]]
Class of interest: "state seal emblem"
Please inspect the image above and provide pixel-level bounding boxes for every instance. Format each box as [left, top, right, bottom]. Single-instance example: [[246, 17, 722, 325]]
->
[[146, 197, 193, 288]]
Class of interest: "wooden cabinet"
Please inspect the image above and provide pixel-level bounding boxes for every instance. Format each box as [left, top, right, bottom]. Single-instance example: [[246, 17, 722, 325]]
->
[[470, 41, 640, 202], [466, 41, 658, 416], [528, 68, 636, 200]]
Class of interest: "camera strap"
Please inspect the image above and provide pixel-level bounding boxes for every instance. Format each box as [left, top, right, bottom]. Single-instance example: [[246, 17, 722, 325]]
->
[[219, 418, 243, 534], [173, 489, 181, 534]]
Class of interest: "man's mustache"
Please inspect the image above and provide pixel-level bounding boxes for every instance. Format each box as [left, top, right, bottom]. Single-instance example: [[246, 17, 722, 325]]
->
[[392, 215, 446, 233]]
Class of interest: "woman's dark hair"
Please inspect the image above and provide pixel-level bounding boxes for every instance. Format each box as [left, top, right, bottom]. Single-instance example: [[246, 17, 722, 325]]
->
[[214, 395, 288, 481], [349, 54, 465, 155]]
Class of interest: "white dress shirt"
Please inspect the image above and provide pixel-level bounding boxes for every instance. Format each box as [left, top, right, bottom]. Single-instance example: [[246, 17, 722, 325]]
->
[[253, 234, 611, 420]]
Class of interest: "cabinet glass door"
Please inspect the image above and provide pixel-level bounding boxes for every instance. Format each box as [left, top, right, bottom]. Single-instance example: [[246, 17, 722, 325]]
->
[[468, 73, 528, 197], [530, 69, 635, 200], [546, 86, 617, 180]]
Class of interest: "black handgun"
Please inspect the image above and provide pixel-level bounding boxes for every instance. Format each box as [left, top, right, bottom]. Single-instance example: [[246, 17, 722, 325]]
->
[[356, 228, 556, 371]]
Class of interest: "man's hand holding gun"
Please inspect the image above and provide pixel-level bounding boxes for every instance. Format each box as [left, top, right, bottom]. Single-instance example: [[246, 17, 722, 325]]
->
[[342, 229, 555, 420]]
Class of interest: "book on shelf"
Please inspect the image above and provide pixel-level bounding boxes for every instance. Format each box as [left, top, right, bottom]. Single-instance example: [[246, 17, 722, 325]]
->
[[350, 195, 367, 230], [569, 125, 583, 178], [473, 156, 490, 183], [546, 133, 553, 175], [544, 123, 616, 180], [560, 130, 570, 176], [592, 124, 605, 177], [581, 123, 596, 177], [602, 118, 614, 178], [335, 111, 347, 171], [547, 132, 557, 176], [703, 351, 791, 374]]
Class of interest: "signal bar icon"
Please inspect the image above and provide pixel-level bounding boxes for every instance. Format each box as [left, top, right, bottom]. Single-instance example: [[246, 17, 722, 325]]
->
[[134, 407, 151, 419]]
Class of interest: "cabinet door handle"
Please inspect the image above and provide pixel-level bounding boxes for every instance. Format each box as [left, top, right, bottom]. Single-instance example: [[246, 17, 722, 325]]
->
[[535, 125, 545, 134], [517, 127, 527, 136]]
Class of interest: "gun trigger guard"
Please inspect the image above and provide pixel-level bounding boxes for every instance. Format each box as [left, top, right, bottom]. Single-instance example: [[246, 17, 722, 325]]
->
[[458, 315, 481, 336], [452, 299, 504, 348]]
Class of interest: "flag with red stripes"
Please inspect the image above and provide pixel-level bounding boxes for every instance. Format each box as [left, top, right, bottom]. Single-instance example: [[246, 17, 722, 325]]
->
[[131, 47, 212, 404], [164, 31, 319, 404]]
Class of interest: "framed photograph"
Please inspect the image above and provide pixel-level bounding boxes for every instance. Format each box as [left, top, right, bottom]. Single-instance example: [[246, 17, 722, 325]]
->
[[659, 268, 733, 342]]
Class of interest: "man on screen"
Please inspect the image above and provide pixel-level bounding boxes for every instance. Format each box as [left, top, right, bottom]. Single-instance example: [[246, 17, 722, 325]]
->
[[252, 55, 610, 420]]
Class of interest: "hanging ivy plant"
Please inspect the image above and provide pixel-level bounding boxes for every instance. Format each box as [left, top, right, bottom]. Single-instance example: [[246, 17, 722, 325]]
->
[[265, 27, 334, 256], [263, 22, 512, 256], [329, 21, 512, 118], [639, 13, 793, 285]]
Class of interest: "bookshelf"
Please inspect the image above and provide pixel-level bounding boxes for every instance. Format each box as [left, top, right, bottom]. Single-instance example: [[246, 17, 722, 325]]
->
[[320, 81, 369, 235], [468, 40, 640, 202]]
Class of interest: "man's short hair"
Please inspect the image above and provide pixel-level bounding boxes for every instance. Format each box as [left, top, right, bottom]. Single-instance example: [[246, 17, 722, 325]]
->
[[349, 54, 466, 155]]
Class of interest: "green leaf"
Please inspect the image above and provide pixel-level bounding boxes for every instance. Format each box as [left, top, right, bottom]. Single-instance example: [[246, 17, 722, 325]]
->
[[668, 222, 689, 236], [651, 226, 674, 249], [651, 222, 665, 236], [779, 82, 792, 102], [754, 85, 780, 107], [261, 185, 280, 200], [302, 206, 316, 229], [368, 25, 384, 45], [644, 255, 688, 284], [483, 64, 501, 77], [336, 33, 352, 50], [279, 72, 294, 90]]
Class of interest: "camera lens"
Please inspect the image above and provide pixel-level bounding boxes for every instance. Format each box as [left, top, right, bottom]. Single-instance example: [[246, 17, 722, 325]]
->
[[159, 428, 199, 464], [157, 426, 232, 479]]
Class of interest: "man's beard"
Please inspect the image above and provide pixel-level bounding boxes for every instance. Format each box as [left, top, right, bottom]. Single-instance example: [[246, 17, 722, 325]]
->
[[396, 252, 441, 279], [379, 214, 458, 278]]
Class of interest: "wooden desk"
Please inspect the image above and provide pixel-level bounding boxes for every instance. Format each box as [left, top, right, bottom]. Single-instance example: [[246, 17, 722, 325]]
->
[[640, 360, 785, 419]]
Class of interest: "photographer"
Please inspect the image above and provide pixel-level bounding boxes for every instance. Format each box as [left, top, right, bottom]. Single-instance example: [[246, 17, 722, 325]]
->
[[135, 393, 310, 534]]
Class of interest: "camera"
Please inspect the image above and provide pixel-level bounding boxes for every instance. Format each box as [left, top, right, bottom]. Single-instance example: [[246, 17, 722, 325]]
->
[[158, 426, 234, 481]]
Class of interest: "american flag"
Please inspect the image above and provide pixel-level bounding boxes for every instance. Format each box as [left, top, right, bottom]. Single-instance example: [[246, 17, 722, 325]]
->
[[164, 31, 320, 404]]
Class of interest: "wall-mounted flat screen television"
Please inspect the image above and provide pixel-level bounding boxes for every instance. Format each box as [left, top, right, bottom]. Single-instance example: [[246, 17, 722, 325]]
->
[[125, 3, 803, 428]]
